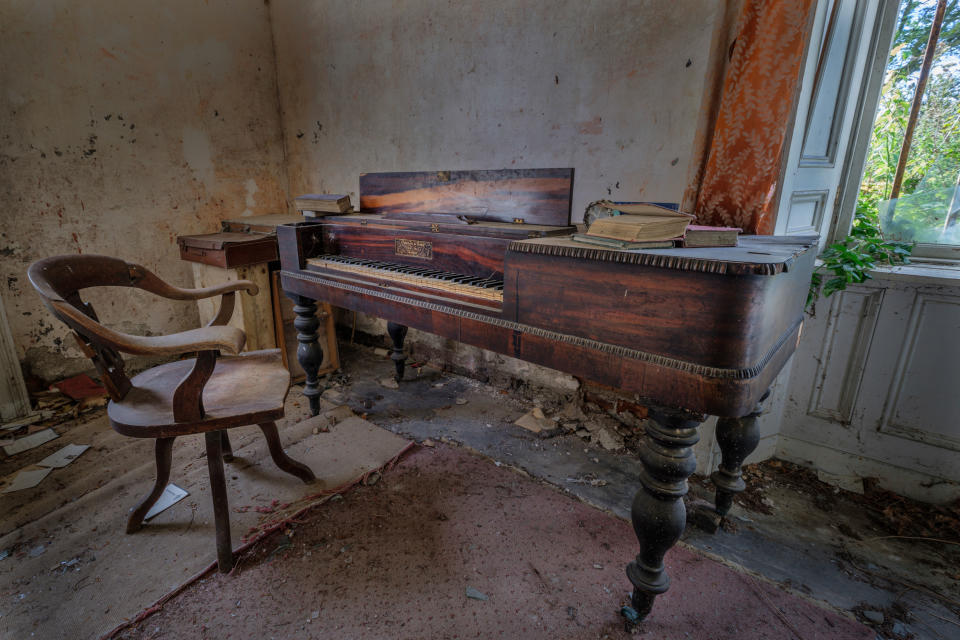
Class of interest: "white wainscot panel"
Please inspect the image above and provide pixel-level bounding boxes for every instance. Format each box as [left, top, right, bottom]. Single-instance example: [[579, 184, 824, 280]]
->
[[807, 287, 883, 422], [880, 292, 960, 450]]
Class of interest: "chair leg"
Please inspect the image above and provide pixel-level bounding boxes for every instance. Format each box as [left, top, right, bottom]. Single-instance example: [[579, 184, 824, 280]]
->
[[126, 437, 175, 534], [258, 422, 316, 483], [220, 430, 234, 462], [205, 431, 234, 573]]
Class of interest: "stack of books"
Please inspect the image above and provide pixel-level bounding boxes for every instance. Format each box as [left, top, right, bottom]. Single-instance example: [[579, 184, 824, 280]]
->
[[573, 201, 694, 249], [573, 201, 741, 249], [294, 194, 352, 217]]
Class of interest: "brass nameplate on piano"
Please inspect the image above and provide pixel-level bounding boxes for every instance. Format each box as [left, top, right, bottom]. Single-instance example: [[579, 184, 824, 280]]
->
[[395, 238, 433, 259]]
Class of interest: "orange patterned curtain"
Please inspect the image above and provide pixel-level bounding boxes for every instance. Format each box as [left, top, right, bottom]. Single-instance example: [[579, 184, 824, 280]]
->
[[695, 0, 818, 234]]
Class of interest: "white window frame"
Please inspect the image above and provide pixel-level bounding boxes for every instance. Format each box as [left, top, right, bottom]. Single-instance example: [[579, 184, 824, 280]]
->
[[829, 0, 960, 263]]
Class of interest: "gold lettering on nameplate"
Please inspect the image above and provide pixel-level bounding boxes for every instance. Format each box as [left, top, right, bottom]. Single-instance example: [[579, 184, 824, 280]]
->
[[395, 238, 433, 259]]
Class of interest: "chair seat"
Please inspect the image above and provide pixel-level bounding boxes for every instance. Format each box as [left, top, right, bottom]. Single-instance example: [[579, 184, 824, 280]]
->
[[108, 349, 290, 437]]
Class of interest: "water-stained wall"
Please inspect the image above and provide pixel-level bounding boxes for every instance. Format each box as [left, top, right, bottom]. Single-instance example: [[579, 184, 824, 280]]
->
[[0, 1, 289, 379], [270, 0, 723, 217]]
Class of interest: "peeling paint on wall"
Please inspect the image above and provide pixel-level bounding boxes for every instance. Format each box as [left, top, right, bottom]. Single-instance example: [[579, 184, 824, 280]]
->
[[0, 0, 290, 379]]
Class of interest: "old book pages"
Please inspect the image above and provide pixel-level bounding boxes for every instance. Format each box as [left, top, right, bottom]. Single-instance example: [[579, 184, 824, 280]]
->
[[586, 201, 694, 242]]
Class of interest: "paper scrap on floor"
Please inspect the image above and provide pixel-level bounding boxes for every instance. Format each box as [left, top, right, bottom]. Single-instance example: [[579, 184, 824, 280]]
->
[[37, 444, 90, 469], [2, 466, 53, 493], [2, 428, 58, 456], [144, 484, 189, 520]]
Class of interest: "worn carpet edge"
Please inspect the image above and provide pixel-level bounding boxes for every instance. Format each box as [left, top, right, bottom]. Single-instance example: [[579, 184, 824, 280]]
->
[[99, 440, 418, 640], [442, 438, 870, 629]]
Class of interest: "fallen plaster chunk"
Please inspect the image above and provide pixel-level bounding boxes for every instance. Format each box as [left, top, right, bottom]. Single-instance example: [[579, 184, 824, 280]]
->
[[322, 389, 344, 403], [592, 427, 624, 451], [2, 466, 53, 493], [373, 347, 389, 357], [144, 484, 189, 520], [817, 469, 865, 494], [514, 409, 555, 434], [379, 377, 399, 389], [2, 428, 58, 456], [37, 444, 90, 469]]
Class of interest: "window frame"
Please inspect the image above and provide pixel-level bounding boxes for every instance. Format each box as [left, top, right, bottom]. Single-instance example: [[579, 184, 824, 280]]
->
[[829, 0, 960, 262]]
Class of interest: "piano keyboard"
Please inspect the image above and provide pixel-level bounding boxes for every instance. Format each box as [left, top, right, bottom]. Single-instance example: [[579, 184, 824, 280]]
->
[[307, 255, 505, 303]]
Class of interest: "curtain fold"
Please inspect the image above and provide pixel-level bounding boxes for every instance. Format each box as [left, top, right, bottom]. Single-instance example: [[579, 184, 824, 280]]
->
[[694, 0, 818, 234]]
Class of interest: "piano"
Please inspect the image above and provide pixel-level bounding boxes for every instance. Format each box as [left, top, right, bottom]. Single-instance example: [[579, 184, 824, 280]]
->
[[277, 168, 817, 621]]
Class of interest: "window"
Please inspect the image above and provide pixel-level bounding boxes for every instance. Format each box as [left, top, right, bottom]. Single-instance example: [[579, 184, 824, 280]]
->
[[857, 0, 960, 258]]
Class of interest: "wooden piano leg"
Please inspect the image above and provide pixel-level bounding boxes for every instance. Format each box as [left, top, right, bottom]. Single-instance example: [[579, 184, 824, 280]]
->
[[711, 403, 763, 516], [627, 407, 701, 621], [291, 295, 324, 416], [386, 321, 408, 382]]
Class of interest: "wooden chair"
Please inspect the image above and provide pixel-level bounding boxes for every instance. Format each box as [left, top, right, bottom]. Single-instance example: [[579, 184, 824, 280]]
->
[[28, 254, 315, 572]]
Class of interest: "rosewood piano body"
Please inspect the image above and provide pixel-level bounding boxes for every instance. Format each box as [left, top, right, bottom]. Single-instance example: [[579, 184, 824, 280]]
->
[[278, 168, 817, 621]]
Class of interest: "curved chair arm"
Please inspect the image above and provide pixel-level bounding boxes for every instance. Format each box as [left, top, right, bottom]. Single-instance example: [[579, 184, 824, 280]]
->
[[130, 265, 259, 301], [51, 299, 246, 356]]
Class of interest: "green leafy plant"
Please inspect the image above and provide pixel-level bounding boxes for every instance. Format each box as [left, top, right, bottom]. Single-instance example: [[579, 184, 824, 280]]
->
[[807, 208, 914, 314]]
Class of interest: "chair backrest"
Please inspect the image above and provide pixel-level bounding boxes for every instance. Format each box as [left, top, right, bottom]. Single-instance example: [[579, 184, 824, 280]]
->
[[28, 255, 158, 401]]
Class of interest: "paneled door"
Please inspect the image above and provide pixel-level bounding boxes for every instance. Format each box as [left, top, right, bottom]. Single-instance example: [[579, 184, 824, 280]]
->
[[775, 0, 879, 243]]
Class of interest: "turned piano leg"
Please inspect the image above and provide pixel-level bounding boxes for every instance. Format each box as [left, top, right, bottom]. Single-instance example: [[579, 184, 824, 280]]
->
[[290, 295, 324, 416], [386, 321, 408, 382], [711, 396, 766, 516], [627, 407, 701, 621]]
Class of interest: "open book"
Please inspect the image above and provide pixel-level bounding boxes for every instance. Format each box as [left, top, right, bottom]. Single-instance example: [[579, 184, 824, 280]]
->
[[585, 201, 695, 242]]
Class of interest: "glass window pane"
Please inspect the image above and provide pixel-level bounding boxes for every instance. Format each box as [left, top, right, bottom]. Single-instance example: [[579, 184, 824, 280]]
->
[[859, 0, 960, 247]]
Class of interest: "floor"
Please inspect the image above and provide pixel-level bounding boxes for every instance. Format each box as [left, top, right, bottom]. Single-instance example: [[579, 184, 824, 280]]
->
[[320, 343, 960, 640], [3, 343, 957, 639], [113, 444, 872, 640], [0, 389, 409, 640]]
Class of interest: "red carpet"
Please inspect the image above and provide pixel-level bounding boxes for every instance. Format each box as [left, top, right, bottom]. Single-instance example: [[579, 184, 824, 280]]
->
[[115, 445, 872, 639]]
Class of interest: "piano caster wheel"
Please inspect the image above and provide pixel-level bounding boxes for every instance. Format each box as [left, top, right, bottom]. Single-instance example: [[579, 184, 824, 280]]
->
[[387, 322, 408, 383]]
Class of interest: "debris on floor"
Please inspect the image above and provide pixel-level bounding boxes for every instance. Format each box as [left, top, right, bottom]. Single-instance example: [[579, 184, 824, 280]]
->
[[2, 427, 58, 456], [1, 410, 57, 432], [465, 586, 489, 601], [143, 484, 189, 520], [36, 443, 90, 469], [513, 407, 556, 434], [1, 466, 53, 493], [378, 376, 399, 389], [54, 373, 108, 401]]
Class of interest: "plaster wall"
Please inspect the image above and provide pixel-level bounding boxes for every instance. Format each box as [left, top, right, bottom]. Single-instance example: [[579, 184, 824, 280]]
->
[[270, 0, 723, 216], [0, 0, 289, 380]]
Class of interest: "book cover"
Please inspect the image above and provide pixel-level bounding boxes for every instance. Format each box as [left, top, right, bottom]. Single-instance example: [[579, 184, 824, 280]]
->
[[682, 225, 741, 248], [571, 234, 675, 250]]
